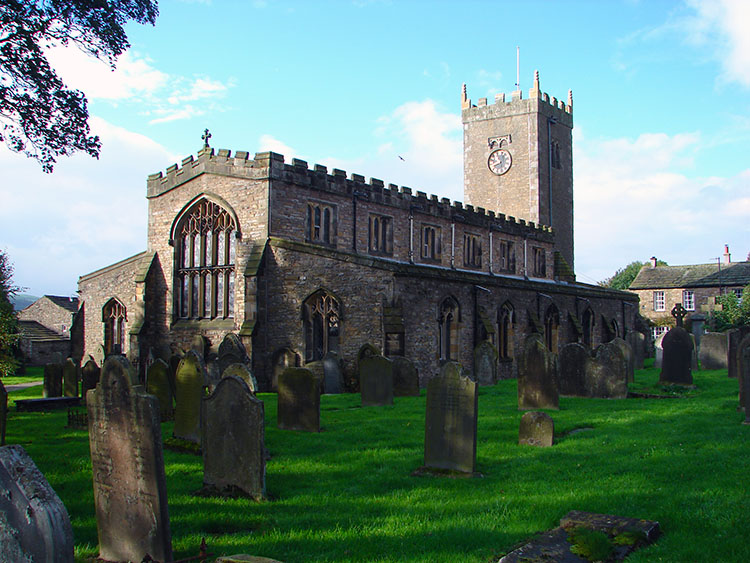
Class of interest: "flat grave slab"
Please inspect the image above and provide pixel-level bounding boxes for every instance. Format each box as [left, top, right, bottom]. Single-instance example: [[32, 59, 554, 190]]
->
[[16, 397, 81, 412]]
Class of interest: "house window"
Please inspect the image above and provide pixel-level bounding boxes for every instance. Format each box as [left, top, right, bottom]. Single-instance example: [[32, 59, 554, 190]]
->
[[653, 291, 665, 312], [303, 290, 340, 362], [175, 199, 236, 320], [683, 290, 695, 311], [497, 302, 515, 359], [421, 224, 442, 261], [103, 298, 126, 355], [499, 240, 515, 273], [369, 214, 393, 255], [306, 202, 336, 245], [733, 288, 744, 302], [533, 247, 546, 277], [463, 233, 482, 268], [544, 304, 560, 352], [438, 297, 459, 361]]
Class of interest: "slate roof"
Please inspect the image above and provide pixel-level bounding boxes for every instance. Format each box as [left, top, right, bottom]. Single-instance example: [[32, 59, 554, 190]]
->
[[17, 320, 69, 342], [45, 295, 79, 312], [629, 262, 750, 290]]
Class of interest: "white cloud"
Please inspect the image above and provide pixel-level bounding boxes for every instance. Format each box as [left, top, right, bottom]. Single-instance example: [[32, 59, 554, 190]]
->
[[258, 135, 300, 159]]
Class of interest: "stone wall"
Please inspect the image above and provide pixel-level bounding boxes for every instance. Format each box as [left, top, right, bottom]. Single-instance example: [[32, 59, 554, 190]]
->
[[17, 297, 77, 337]]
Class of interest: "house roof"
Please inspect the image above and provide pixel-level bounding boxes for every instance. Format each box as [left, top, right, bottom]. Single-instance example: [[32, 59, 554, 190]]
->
[[17, 320, 69, 342], [44, 295, 79, 312], [629, 262, 750, 290]]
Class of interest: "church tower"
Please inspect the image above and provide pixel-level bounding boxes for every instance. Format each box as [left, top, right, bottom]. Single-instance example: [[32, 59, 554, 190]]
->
[[462, 71, 574, 272]]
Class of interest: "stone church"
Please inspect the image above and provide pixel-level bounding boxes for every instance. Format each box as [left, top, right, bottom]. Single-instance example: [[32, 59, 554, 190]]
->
[[77, 72, 638, 387]]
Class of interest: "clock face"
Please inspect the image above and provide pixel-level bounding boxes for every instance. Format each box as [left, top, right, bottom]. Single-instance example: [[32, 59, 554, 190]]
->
[[488, 149, 512, 175]]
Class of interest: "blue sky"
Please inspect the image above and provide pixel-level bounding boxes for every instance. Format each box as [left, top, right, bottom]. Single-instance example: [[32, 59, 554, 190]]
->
[[2, 0, 749, 297]]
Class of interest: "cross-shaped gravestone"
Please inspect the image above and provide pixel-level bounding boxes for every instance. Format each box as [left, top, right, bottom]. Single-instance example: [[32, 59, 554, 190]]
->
[[671, 303, 688, 327], [201, 128, 212, 148]]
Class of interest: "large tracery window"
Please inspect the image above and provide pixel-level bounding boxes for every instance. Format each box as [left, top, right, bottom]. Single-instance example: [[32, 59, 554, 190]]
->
[[103, 298, 126, 355], [175, 199, 236, 320], [304, 290, 341, 362]]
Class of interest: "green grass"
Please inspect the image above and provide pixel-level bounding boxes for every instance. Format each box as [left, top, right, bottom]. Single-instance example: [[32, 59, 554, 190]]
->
[[2, 365, 44, 386], [5, 362, 749, 562]]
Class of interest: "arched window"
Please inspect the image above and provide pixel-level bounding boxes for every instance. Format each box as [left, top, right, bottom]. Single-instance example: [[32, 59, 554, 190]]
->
[[175, 199, 236, 320], [303, 290, 341, 362], [103, 298, 126, 355], [544, 304, 560, 352], [582, 307, 595, 348], [497, 301, 515, 359], [438, 297, 460, 361]]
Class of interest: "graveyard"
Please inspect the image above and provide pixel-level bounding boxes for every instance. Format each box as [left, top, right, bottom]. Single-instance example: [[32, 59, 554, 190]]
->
[[4, 358, 750, 562]]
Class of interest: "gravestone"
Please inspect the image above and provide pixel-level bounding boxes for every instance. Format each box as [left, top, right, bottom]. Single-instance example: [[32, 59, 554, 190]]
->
[[728, 327, 750, 381], [473, 340, 498, 386], [43, 362, 63, 398], [169, 353, 182, 390], [518, 411, 554, 447], [63, 358, 78, 398], [558, 342, 589, 397], [739, 333, 750, 412], [699, 332, 728, 370], [202, 376, 265, 499], [147, 359, 174, 420], [218, 333, 247, 375], [392, 356, 420, 396], [627, 331, 645, 370], [356, 343, 380, 387], [322, 352, 345, 394], [654, 333, 666, 369], [586, 341, 629, 399], [660, 326, 694, 385], [518, 334, 558, 410], [360, 354, 393, 406], [205, 355, 222, 393], [80, 357, 101, 402], [191, 334, 208, 359], [174, 351, 206, 443], [87, 356, 172, 562], [690, 334, 699, 370], [222, 363, 258, 393], [0, 445, 74, 562], [271, 348, 300, 392], [0, 379, 6, 446], [277, 367, 320, 432], [424, 362, 478, 474], [610, 337, 634, 383]]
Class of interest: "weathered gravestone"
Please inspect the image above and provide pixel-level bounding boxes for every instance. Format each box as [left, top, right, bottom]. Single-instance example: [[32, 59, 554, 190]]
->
[[277, 367, 320, 432], [0, 379, 6, 446], [558, 342, 589, 397], [80, 357, 100, 402], [610, 337, 634, 383], [660, 327, 694, 385], [218, 332, 247, 375], [518, 334, 558, 410], [87, 356, 172, 562], [205, 355, 222, 393], [424, 361, 478, 474], [222, 362, 258, 393], [202, 376, 265, 499], [271, 348, 300, 392], [322, 352, 345, 394], [62, 357, 78, 398], [174, 351, 206, 443], [147, 358, 174, 420], [586, 341, 629, 399], [392, 356, 420, 396], [699, 332, 728, 370], [360, 354, 393, 406], [43, 362, 63, 398], [739, 333, 750, 413], [474, 340, 498, 386], [0, 445, 74, 562], [627, 330, 646, 370], [518, 411, 554, 447], [654, 333, 666, 369], [728, 327, 750, 380]]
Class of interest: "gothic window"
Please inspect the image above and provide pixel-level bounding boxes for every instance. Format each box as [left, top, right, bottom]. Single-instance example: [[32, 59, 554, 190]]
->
[[544, 304, 560, 352], [303, 290, 341, 362], [533, 247, 547, 277], [463, 233, 482, 268], [306, 202, 337, 245], [581, 307, 595, 348], [497, 302, 515, 360], [438, 296, 460, 361], [175, 199, 236, 320], [369, 214, 393, 256], [421, 224, 442, 261], [499, 240, 515, 273], [103, 298, 126, 355]]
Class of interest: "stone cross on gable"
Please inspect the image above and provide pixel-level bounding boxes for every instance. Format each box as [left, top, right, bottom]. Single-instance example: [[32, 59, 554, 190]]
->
[[201, 128, 212, 148], [671, 303, 688, 328]]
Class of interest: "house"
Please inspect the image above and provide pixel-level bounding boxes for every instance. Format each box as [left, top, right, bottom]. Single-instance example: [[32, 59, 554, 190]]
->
[[17, 295, 80, 365]]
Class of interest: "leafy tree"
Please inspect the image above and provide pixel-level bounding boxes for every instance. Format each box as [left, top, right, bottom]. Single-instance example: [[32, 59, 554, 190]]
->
[[599, 259, 668, 290], [0, 0, 158, 172], [0, 250, 21, 377], [708, 285, 750, 332]]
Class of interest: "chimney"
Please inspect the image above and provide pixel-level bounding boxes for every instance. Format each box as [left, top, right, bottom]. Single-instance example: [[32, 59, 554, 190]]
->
[[650, 256, 658, 268], [723, 244, 731, 265]]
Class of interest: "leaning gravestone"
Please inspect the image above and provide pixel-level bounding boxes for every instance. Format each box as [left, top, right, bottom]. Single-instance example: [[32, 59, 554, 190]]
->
[[0, 379, 6, 446], [610, 337, 634, 383], [278, 367, 320, 432], [360, 355, 393, 406], [473, 340, 498, 386], [80, 357, 101, 402], [558, 342, 589, 397], [392, 356, 420, 396], [0, 445, 74, 562], [63, 358, 78, 398], [699, 332, 728, 370], [147, 359, 174, 420], [43, 362, 63, 398], [586, 341, 629, 399], [518, 334, 559, 410], [87, 356, 172, 562], [174, 351, 206, 443], [222, 363, 258, 393], [322, 352, 345, 394], [202, 376, 265, 499], [660, 326, 694, 385], [518, 411, 554, 447], [424, 362, 478, 474]]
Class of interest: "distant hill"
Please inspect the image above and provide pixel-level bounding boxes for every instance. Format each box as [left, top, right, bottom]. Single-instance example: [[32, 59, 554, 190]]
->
[[11, 294, 39, 311]]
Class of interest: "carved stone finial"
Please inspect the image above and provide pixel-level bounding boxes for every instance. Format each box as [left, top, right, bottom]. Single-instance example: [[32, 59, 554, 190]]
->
[[461, 83, 470, 110], [201, 128, 212, 148], [534, 70, 540, 87], [530, 70, 540, 98], [568, 89, 573, 107], [671, 303, 688, 328]]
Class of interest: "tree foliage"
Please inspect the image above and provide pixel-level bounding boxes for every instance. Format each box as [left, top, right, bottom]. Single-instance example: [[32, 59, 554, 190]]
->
[[0, 0, 158, 172], [0, 250, 20, 377], [599, 259, 668, 290], [708, 286, 750, 332]]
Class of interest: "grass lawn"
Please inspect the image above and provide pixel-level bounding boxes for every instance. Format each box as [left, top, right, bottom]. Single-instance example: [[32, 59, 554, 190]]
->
[[5, 360, 750, 562], [2, 365, 44, 386]]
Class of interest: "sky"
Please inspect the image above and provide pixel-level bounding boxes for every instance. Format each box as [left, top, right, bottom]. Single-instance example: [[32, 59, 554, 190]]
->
[[2, 0, 749, 298]]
